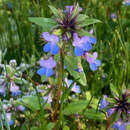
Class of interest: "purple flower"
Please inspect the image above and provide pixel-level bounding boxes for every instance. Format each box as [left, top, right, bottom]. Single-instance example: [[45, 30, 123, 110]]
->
[[16, 105, 26, 112], [107, 108, 115, 117], [0, 86, 6, 97], [36, 85, 45, 93], [65, 78, 80, 93], [0, 80, 6, 97], [85, 52, 101, 71], [7, 2, 12, 9], [6, 113, 13, 126], [110, 13, 117, 20], [9, 59, 17, 67], [42, 93, 52, 105], [99, 95, 109, 110], [10, 82, 21, 97], [37, 57, 56, 77], [112, 120, 126, 130], [75, 62, 83, 73], [123, 0, 130, 5], [65, 5, 82, 13], [73, 33, 96, 56], [42, 32, 59, 55]]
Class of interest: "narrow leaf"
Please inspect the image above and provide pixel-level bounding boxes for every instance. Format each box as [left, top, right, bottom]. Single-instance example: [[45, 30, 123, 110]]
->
[[80, 19, 101, 27]]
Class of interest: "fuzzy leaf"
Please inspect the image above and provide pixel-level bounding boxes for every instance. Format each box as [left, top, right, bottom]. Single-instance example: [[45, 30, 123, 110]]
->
[[110, 83, 119, 97], [80, 19, 101, 27], [49, 5, 61, 18], [29, 17, 57, 32], [47, 122, 54, 130], [64, 56, 87, 86], [78, 30, 93, 37], [64, 100, 88, 115], [76, 14, 88, 23], [16, 96, 40, 111], [85, 109, 106, 120]]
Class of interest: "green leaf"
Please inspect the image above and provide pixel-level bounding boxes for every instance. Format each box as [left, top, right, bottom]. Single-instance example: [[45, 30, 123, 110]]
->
[[16, 96, 40, 111], [64, 100, 88, 115], [5, 65, 15, 77], [64, 56, 87, 86], [71, 3, 79, 19], [78, 30, 93, 37], [47, 122, 54, 130], [63, 126, 70, 130], [86, 91, 91, 101], [41, 75, 47, 83], [110, 83, 119, 96], [29, 17, 57, 32], [80, 19, 101, 27], [31, 127, 39, 130], [85, 109, 106, 120], [48, 5, 60, 18], [76, 14, 88, 23]]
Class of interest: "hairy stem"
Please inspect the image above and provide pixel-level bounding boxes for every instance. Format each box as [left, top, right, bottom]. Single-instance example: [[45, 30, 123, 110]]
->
[[53, 48, 64, 129]]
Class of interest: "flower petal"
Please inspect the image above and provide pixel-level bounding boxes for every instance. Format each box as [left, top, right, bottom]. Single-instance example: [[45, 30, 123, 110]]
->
[[37, 67, 46, 76], [51, 44, 60, 55], [95, 59, 101, 66], [43, 42, 51, 53], [51, 35, 59, 43], [75, 47, 84, 56], [90, 63, 97, 71], [83, 42, 92, 51], [8, 120, 14, 126], [90, 37, 96, 44], [72, 85, 80, 93], [46, 68, 53, 77], [42, 32, 51, 41]]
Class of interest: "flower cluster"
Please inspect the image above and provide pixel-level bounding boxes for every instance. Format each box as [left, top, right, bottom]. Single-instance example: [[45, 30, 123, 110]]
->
[[37, 5, 101, 78], [42, 32, 60, 55], [110, 13, 117, 21], [123, 0, 130, 5], [65, 78, 80, 94], [0, 79, 21, 97], [72, 33, 96, 56], [99, 92, 130, 129]]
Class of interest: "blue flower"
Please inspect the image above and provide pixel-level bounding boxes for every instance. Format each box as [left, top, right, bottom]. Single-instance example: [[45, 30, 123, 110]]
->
[[42, 93, 52, 105], [75, 62, 83, 73], [110, 13, 117, 20], [65, 5, 82, 13], [10, 82, 21, 97], [99, 95, 109, 110], [42, 32, 60, 55], [0, 80, 6, 97], [112, 120, 126, 130], [72, 33, 96, 56], [6, 113, 13, 126], [123, 0, 130, 5], [7, 2, 12, 9], [65, 78, 80, 93], [107, 108, 115, 117], [16, 105, 26, 112], [0, 86, 6, 97], [37, 57, 56, 77], [85, 52, 101, 71]]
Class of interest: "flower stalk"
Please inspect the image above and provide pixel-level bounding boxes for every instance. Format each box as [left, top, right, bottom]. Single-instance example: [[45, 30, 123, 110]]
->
[[53, 48, 64, 129]]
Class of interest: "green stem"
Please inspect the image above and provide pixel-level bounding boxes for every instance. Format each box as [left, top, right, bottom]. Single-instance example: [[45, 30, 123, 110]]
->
[[53, 48, 64, 129]]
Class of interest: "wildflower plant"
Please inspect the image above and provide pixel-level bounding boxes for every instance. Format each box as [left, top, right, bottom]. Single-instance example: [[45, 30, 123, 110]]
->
[[29, 3, 102, 129], [99, 85, 130, 129]]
